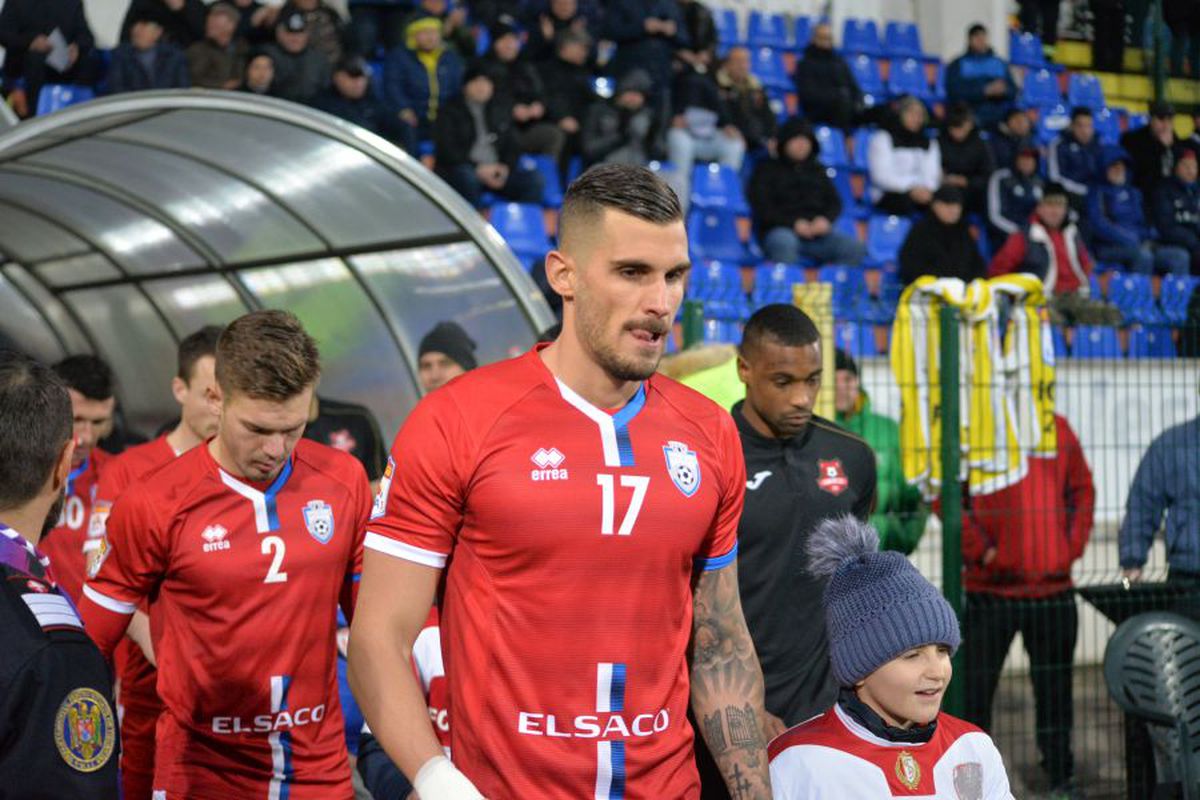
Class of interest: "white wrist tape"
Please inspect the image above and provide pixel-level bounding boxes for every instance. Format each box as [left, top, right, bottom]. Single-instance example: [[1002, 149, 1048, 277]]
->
[[413, 755, 484, 799]]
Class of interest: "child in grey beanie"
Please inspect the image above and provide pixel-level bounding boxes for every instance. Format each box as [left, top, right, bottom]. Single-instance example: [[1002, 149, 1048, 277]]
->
[[766, 516, 1014, 799]]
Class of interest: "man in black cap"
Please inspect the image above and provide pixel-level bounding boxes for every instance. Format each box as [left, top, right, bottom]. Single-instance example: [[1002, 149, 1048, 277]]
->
[[262, 5, 331, 104], [316, 55, 411, 150], [581, 68, 661, 167], [1122, 100, 1179, 211], [0, 352, 118, 798], [417, 321, 478, 392], [899, 185, 987, 285]]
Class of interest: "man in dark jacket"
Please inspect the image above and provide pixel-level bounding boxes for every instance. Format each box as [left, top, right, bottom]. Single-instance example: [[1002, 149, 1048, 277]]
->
[[479, 15, 565, 160], [989, 106, 1035, 169], [434, 65, 544, 208], [792, 22, 861, 132], [1048, 107, 1102, 206], [316, 55, 410, 148], [898, 185, 986, 285], [1153, 144, 1200, 272], [581, 69, 660, 166], [263, 8, 331, 105], [121, 0, 207, 47], [748, 118, 865, 266], [939, 103, 995, 216], [603, 0, 687, 95], [987, 145, 1044, 249], [1090, 145, 1191, 275], [717, 46, 778, 155], [675, 0, 718, 72], [945, 23, 1016, 130], [186, 2, 248, 90], [524, 0, 596, 64], [109, 14, 191, 93], [538, 30, 596, 171], [384, 14, 464, 153], [0, 0, 98, 115], [1122, 100, 1178, 212]]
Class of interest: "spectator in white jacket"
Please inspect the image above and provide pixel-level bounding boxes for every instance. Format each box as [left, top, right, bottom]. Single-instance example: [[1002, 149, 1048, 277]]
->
[[868, 96, 942, 216]]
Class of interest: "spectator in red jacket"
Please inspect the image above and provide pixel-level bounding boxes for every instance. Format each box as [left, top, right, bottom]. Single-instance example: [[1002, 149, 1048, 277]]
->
[[960, 413, 1094, 799]]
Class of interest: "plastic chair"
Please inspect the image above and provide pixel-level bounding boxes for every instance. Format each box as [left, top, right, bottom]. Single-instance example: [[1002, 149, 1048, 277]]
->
[[846, 54, 885, 103], [703, 296, 752, 322], [1052, 325, 1069, 357], [883, 21, 923, 58], [818, 265, 870, 319], [489, 202, 549, 257], [715, 8, 741, 45], [748, 11, 790, 50], [841, 18, 881, 56], [1010, 30, 1046, 68], [690, 163, 749, 215], [1020, 68, 1063, 110], [793, 17, 812, 51], [519, 155, 564, 208], [864, 214, 912, 267], [1128, 325, 1177, 358], [688, 259, 744, 301], [1109, 272, 1165, 324], [751, 46, 790, 92], [1105, 611, 1200, 798], [826, 167, 859, 218], [1035, 103, 1071, 146], [702, 319, 743, 345], [1067, 73, 1106, 112], [688, 209, 751, 263], [834, 213, 860, 241], [814, 125, 849, 168], [850, 127, 873, 173], [36, 84, 95, 116], [887, 57, 933, 101], [931, 61, 947, 102], [1072, 325, 1122, 358], [1094, 107, 1121, 146], [752, 262, 805, 306], [1162, 275, 1199, 325], [835, 321, 879, 356]]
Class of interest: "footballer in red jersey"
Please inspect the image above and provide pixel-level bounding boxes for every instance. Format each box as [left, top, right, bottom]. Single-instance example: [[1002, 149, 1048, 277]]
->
[[80, 311, 370, 800], [40, 354, 116, 604], [351, 165, 773, 800], [86, 326, 223, 800]]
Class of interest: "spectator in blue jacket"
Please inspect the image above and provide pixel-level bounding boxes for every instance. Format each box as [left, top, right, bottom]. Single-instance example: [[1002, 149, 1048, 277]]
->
[[945, 24, 1017, 130], [987, 144, 1044, 250], [988, 106, 1035, 171], [1153, 144, 1200, 273], [1048, 107, 1103, 206], [1119, 414, 1200, 583], [1088, 146, 1190, 275], [603, 0, 688, 97], [109, 13, 191, 94], [315, 55, 413, 150], [383, 13, 464, 154]]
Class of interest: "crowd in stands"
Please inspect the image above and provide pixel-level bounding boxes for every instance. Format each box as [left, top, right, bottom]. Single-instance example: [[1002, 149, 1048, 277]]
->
[[4, 0, 1200, 354]]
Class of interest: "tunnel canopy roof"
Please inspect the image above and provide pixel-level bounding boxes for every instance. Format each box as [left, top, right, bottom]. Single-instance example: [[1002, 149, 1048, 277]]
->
[[0, 91, 554, 439]]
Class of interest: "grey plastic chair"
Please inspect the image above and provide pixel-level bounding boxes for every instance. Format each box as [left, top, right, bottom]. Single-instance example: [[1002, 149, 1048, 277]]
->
[[1104, 610, 1200, 799]]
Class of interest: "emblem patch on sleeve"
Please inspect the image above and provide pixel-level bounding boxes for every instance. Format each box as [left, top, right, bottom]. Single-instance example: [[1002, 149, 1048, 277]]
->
[[54, 687, 116, 772]]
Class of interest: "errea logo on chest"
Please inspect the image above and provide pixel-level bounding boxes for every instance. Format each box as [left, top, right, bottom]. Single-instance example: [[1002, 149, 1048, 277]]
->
[[530, 447, 569, 481], [202, 525, 230, 553]]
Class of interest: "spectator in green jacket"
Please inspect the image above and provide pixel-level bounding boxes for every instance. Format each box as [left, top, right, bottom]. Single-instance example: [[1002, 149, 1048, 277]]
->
[[833, 349, 928, 554]]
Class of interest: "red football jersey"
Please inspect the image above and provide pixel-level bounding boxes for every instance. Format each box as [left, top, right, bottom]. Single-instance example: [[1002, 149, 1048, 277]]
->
[[412, 607, 451, 754], [82, 440, 371, 800], [40, 448, 110, 604], [367, 347, 745, 800]]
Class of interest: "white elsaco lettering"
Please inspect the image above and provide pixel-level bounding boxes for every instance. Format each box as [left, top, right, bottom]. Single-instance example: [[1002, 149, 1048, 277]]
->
[[211, 704, 326, 733], [516, 710, 669, 738]]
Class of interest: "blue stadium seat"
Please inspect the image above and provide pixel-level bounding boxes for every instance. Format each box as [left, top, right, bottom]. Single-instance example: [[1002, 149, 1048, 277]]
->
[[1094, 107, 1121, 146], [1109, 272, 1166, 324], [1052, 325, 1069, 357], [835, 321, 879, 356], [1072, 325, 1122, 358], [846, 54, 885, 104], [690, 163, 749, 215], [565, 156, 584, 185], [793, 16, 812, 51], [850, 127, 873, 172], [931, 62, 946, 102], [688, 259, 744, 301], [519, 155, 564, 208], [689, 210, 751, 263], [1066, 73, 1105, 112], [1020, 69, 1062, 110], [715, 8, 741, 45], [36, 84, 95, 116], [490, 202, 549, 258], [1010, 31, 1046, 68], [1161, 275, 1199, 325], [814, 125, 850, 168], [865, 214, 912, 267], [703, 319, 742, 345], [1127, 112, 1149, 131], [1035, 104, 1071, 146], [884, 21, 923, 58], [752, 262, 806, 306], [818, 265, 871, 319], [827, 167, 867, 220], [748, 11, 790, 50], [750, 46, 791, 92], [703, 296, 752, 321], [1128, 325, 1177, 358], [842, 18, 881, 55], [887, 57, 933, 101], [834, 213, 859, 240]]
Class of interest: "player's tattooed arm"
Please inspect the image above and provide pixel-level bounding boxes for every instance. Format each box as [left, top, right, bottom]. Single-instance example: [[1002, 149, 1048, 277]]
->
[[689, 561, 772, 800]]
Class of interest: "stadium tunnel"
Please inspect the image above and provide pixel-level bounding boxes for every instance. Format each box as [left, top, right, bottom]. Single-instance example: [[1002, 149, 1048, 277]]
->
[[0, 90, 555, 439]]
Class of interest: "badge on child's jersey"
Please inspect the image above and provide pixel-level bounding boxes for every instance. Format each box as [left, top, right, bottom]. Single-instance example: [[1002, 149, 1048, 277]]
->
[[894, 750, 921, 790], [55, 687, 116, 773]]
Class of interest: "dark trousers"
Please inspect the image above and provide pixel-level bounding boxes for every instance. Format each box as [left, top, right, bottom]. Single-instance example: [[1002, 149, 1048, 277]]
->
[[1020, 0, 1062, 45], [349, 4, 414, 56], [963, 590, 1078, 787], [436, 163, 544, 209], [1093, 1, 1129, 72], [875, 191, 928, 217]]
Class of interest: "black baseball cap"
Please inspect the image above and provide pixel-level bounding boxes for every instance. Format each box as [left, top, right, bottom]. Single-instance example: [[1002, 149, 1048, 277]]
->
[[933, 185, 965, 205], [336, 55, 366, 77], [1151, 100, 1175, 119]]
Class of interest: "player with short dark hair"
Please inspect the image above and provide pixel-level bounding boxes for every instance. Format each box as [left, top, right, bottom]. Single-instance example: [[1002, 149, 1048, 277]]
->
[[84, 325, 222, 800], [0, 351, 119, 798], [80, 310, 372, 800], [351, 163, 772, 799]]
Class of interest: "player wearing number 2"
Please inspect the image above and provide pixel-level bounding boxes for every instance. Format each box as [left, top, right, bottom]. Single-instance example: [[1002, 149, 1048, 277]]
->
[[79, 310, 372, 800], [350, 164, 773, 799]]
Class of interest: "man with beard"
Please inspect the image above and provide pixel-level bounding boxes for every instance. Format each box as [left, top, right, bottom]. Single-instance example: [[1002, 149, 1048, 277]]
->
[[350, 164, 773, 799], [0, 352, 118, 797]]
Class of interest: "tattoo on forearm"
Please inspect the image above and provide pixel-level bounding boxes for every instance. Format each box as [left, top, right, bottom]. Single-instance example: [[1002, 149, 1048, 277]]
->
[[704, 711, 728, 754]]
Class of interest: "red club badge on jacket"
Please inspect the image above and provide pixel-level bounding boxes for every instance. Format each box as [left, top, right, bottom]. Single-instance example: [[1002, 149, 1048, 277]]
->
[[817, 459, 849, 496]]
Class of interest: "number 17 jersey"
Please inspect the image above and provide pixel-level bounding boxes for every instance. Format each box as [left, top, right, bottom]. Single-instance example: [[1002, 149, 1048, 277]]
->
[[367, 346, 746, 799]]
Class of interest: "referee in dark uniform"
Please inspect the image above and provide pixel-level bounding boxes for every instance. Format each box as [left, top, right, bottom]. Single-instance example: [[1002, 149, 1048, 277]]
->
[[695, 305, 877, 798], [0, 351, 119, 799]]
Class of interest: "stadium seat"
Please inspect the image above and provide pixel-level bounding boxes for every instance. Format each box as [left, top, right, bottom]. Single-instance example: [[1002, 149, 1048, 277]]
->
[[489, 202, 549, 257], [1051, 325, 1069, 357], [1109, 272, 1166, 324], [850, 127, 873, 172], [1066, 73, 1105, 112], [715, 8, 741, 45], [1128, 325, 1177, 358], [793, 17, 812, 51], [1020, 69, 1063, 110], [887, 57, 933, 101], [883, 21, 923, 58], [1161, 275, 1199, 325], [688, 209, 751, 263], [1035, 104, 1071, 146], [827, 167, 867, 220], [1094, 107, 1121, 146], [1127, 112, 1149, 131], [36, 84, 95, 116], [814, 125, 850, 168], [864, 214, 912, 267], [1072, 325, 1122, 358], [842, 19, 881, 56], [835, 321, 880, 356], [748, 11, 790, 50], [750, 46, 791, 92], [702, 319, 742, 345], [931, 62, 947, 102], [752, 262, 806, 306], [688, 259, 744, 301], [519, 155, 563, 208], [818, 265, 871, 319], [703, 296, 752, 321], [1010, 31, 1045, 68], [834, 213, 859, 241], [846, 54, 885, 104], [690, 163, 749, 215]]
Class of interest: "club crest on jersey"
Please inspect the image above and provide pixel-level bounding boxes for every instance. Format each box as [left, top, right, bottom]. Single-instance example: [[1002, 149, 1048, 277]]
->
[[895, 750, 921, 790], [54, 687, 116, 773], [953, 762, 983, 800], [816, 459, 849, 496], [663, 440, 701, 497], [303, 500, 335, 544]]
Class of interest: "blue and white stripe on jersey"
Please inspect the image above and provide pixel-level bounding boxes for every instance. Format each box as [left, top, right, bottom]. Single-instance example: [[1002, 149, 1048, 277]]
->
[[269, 674, 294, 800], [695, 541, 739, 572], [595, 662, 627, 800], [556, 380, 646, 468], [219, 460, 294, 534]]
